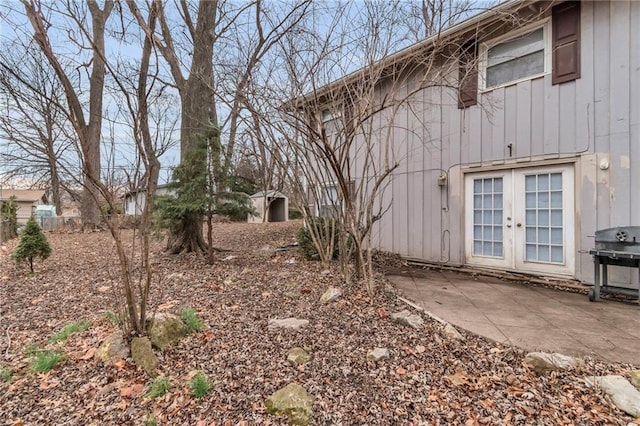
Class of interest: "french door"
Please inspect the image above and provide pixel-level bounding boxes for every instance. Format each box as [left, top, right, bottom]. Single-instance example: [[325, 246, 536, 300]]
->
[[464, 166, 575, 276]]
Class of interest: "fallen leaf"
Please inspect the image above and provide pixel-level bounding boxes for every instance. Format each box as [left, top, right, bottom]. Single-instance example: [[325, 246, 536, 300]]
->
[[119, 383, 144, 397], [113, 359, 127, 370], [447, 369, 469, 386], [396, 367, 407, 375], [80, 348, 96, 360]]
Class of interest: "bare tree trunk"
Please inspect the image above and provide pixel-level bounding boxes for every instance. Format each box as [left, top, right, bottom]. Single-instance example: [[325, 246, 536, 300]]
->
[[21, 0, 113, 230]]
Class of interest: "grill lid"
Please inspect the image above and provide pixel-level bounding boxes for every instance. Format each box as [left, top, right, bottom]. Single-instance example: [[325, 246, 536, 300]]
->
[[594, 226, 640, 252]]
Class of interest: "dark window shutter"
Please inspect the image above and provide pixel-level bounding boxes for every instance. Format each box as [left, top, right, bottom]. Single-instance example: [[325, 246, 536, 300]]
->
[[458, 41, 478, 109], [552, 1, 581, 85]]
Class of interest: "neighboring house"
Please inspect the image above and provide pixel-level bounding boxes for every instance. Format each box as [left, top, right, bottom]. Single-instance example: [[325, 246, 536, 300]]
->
[[248, 190, 288, 223], [308, 0, 638, 286], [0, 189, 47, 224], [123, 185, 173, 216]]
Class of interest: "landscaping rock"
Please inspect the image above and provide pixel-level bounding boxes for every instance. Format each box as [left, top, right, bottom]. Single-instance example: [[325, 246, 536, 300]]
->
[[367, 347, 390, 361], [391, 310, 424, 329], [265, 382, 314, 425], [524, 352, 584, 375], [443, 323, 464, 340], [131, 337, 158, 377], [257, 245, 276, 257], [268, 318, 309, 330], [319, 287, 342, 304], [148, 313, 188, 351], [630, 371, 640, 389], [287, 347, 311, 366], [590, 375, 640, 417], [95, 332, 130, 364]]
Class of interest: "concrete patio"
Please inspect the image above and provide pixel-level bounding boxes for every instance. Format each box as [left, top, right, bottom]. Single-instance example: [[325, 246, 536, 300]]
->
[[388, 267, 640, 365]]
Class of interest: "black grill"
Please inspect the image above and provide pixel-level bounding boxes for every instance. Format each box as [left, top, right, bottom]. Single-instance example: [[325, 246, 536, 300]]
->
[[588, 226, 640, 302]]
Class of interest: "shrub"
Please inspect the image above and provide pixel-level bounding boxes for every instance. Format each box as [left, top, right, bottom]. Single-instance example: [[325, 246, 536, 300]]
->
[[296, 217, 342, 260], [49, 320, 91, 344], [181, 308, 203, 333], [190, 372, 211, 398], [288, 207, 303, 220], [145, 376, 171, 399], [13, 217, 52, 272], [30, 350, 65, 373]]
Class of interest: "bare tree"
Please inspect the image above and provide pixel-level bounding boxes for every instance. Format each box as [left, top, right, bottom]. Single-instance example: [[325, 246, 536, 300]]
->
[[0, 45, 77, 215], [131, 0, 310, 254], [19, 0, 114, 229], [256, 0, 482, 295]]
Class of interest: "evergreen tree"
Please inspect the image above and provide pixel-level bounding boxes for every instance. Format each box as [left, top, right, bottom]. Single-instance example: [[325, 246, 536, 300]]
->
[[1, 196, 19, 241], [13, 217, 52, 273]]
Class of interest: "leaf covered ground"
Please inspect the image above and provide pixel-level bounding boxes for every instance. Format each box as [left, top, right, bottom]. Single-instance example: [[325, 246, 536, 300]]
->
[[0, 221, 637, 425]]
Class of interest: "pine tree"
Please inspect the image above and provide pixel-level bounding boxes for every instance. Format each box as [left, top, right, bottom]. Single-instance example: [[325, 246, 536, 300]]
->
[[13, 217, 52, 273]]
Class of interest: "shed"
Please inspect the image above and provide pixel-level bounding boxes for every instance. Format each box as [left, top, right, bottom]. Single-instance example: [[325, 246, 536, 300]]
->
[[248, 190, 288, 223]]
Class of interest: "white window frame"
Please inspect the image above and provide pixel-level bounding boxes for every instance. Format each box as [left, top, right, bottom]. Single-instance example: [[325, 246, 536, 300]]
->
[[320, 107, 343, 136], [317, 181, 340, 218], [479, 19, 551, 92]]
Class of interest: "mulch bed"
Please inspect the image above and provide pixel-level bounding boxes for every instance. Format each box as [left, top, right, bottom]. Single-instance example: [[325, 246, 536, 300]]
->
[[0, 221, 636, 425]]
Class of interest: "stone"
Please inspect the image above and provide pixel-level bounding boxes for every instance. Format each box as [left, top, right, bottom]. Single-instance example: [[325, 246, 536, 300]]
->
[[629, 371, 640, 389], [148, 313, 188, 351], [287, 347, 311, 366], [524, 352, 584, 375], [319, 287, 342, 304], [590, 375, 640, 417], [257, 245, 276, 257], [415, 345, 426, 354], [131, 337, 158, 377], [265, 382, 314, 425], [391, 310, 424, 329], [443, 323, 464, 340], [284, 291, 302, 300], [268, 318, 309, 330], [367, 348, 390, 361], [95, 332, 130, 364]]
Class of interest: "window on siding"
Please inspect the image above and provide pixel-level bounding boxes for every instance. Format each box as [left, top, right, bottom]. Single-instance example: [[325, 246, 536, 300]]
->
[[318, 183, 340, 218], [483, 24, 548, 90]]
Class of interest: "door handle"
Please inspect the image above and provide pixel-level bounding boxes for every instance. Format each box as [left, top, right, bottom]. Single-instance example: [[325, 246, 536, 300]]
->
[[516, 223, 522, 228], [506, 224, 512, 228]]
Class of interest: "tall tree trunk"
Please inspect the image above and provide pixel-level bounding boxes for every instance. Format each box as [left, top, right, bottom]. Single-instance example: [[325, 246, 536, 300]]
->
[[165, 0, 216, 254], [21, 0, 113, 230]]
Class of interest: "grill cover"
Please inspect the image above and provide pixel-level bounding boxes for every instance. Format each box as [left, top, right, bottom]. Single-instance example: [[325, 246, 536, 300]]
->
[[594, 226, 640, 252]]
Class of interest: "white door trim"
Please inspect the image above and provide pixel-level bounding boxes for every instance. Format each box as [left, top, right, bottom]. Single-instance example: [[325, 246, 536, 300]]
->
[[465, 165, 576, 277]]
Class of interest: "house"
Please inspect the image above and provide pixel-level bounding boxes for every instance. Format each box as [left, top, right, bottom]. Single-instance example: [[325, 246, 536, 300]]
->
[[0, 189, 47, 224], [306, 0, 638, 287], [248, 190, 288, 223], [123, 184, 173, 216]]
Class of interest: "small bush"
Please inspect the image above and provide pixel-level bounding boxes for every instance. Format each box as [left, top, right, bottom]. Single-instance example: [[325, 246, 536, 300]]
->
[[1, 368, 12, 382], [145, 376, 171, 399], [31, 350, 65, 373], [288, 207, 303, 220], [190, 372, 211, 398], [297, 217, 341, 260], [181, 308, 203, 333], [49, 320, 91, 344], [13, 217, 52, 273]]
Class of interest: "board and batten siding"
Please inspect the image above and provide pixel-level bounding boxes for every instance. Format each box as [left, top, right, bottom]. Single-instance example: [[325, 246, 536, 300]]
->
[[368, 0, 639, 284]]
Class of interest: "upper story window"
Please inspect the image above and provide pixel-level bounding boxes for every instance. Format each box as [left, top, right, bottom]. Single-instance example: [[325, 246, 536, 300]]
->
[[482, 21, 550, 90], [320, 108, 342, 136]]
